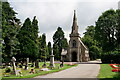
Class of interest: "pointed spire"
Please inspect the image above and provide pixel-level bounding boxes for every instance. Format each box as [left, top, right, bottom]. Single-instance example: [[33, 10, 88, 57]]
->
[[72, 10, 78, 34], [73, 10, 77, 21]]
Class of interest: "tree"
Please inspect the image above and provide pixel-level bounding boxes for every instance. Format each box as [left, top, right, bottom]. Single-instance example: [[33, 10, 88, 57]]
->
[[95, 9, 116, 52], [40, 34, 47, 61], [37, 36, 42, 59], [82, 26, 101, 60], [116, 9, 120, 51], [47, 41, 52, 60], [2, 2, 21, 62], [53, 44, 59, 60], [17, 17, 39, 61], [94, 9, 120, 63], [31, 16, 39, 59], [53, 27, 68, 60], [31, 16, 39, 41]]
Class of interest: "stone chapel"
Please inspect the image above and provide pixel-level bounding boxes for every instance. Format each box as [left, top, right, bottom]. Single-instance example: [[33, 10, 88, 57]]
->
[[61, 10, 90, 62]]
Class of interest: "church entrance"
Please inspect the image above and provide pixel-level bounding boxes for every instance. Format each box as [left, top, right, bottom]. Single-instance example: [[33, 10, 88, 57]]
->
[[72, 52, 77, 62]]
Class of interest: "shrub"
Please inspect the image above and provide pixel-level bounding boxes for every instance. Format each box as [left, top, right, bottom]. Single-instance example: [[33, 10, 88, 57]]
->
[[101, 51, 120, 63]]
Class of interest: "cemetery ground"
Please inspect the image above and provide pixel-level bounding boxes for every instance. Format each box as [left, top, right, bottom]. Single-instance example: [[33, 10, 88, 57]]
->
[[1, 60, 120, 79], [1, 62, 78, 79]]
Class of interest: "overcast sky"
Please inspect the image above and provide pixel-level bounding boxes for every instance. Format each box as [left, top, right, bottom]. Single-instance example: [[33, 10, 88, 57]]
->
[[8, 0, 120, 45]]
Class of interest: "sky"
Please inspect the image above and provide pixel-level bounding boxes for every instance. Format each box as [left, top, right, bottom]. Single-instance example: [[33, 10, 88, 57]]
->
[[8, 0, 120, 45]]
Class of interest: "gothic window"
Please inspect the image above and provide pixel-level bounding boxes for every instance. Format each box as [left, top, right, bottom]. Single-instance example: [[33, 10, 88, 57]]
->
[[72, 40, 76, 48]]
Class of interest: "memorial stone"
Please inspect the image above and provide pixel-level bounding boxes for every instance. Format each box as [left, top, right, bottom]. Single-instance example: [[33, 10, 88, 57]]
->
[[49, 50, 55, 68], [11, 57, 17, 75]]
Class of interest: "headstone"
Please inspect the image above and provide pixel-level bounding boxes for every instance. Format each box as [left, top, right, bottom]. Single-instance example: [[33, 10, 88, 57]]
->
[[35, 60, 39, 68], [49, 50, 55, 68], [11, 57, 17, 75]]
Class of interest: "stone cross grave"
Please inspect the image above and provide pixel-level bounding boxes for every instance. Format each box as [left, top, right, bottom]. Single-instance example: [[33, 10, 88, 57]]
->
[[49, 49, 55, 68]]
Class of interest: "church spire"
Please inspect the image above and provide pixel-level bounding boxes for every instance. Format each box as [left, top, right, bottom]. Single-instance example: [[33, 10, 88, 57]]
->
[[72, 10, 78, 34]]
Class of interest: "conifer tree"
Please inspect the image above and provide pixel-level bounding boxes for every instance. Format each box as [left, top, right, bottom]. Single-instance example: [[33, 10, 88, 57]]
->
[[2, 2, 20, 62]]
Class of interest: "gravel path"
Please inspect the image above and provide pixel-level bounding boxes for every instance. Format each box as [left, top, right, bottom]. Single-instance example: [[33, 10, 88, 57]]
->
[[34, 60, 101, 78]]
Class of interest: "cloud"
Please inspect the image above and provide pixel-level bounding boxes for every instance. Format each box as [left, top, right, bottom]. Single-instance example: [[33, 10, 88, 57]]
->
[[8, 0, 120, 44]]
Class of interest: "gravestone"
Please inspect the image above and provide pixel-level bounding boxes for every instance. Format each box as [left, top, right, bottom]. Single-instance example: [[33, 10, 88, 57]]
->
[[49, 50, 55, 68], [24, 58, 29, 70], [35, 60, 39, 68], [11, 57, 17, 75]]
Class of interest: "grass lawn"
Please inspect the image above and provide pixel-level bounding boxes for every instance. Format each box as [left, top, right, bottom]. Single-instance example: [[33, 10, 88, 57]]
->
[[1, 62, 78, 79], [98, 64, 120, 80]]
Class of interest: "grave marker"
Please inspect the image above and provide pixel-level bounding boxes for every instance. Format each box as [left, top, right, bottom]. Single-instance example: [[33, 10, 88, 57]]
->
[[11, 57, 17, 75]]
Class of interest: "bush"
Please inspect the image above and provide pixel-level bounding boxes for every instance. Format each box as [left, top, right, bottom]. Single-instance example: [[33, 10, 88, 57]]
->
[[101, 51, 120, 63], [5, 67, 11, 73]]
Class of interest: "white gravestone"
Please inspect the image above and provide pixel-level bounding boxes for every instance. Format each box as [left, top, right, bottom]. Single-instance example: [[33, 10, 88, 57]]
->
[[49, 50, 55, 68], [11, 57, 17, 75]]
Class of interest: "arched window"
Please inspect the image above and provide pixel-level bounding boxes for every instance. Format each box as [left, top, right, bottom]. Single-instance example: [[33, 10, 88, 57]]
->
[[72, 40, 76, 48]]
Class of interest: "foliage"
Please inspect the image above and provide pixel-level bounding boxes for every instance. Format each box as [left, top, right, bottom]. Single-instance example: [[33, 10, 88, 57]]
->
[[17, 17, 39, 61], [53, 44, 59, 60], [37, 36, 42, 59], [95, 9, 120, 52], [82, 26, 101, 60], [38, 34, 48, 61], [101, 51, 120, 63], [48, 42, 52, 55], [2, 2, 21, 62], [53, 27, 68, 60], [94, 9, 120, 63], [47, 41, 52, 60]]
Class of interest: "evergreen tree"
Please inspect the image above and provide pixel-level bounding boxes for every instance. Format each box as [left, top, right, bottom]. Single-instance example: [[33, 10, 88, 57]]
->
[[17, 17, 39, 61], [47, 41, 52, 60], [37, 36, 42, 59], [2, 2, 20, 62], [53, 44, 59, 60], [53, 27, 68, 60], [40, 34, 47, 61], [31, 16, 39, 41], [48, 41, 52, 55]]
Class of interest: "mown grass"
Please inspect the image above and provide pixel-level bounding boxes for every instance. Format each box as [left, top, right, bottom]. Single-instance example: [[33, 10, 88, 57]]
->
[[98, 64, 120, 80], [1, 62, 78, 80]]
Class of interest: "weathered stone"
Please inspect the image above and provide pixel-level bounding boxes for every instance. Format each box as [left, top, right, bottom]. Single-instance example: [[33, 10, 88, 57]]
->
[[11, 57, 17, 75], [49, 50, 55, 68]]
